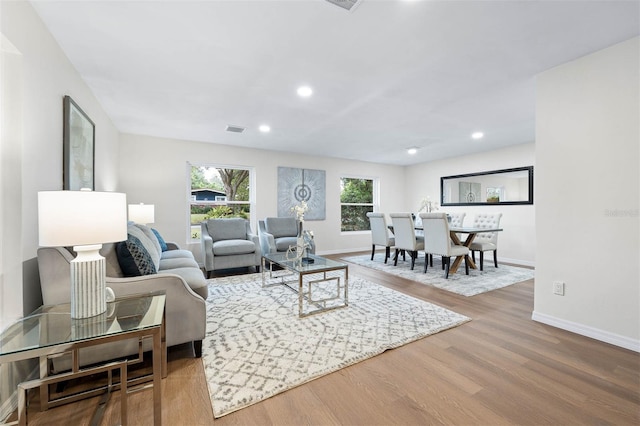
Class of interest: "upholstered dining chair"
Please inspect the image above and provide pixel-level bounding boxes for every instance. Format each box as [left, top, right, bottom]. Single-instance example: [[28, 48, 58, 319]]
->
[[389, 213, 424, 270], [469, 213, 503, 271], [448, 212, 466, 228], [419, 212, 469, 279], [366, 212, 395, 264]]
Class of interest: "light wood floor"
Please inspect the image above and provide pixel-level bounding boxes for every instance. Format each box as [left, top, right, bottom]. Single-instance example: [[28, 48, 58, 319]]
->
[[14, 252, 640, 425]]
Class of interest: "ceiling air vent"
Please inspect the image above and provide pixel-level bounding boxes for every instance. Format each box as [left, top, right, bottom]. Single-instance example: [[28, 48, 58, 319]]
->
[[225, 125, 245, 133], [324, 0, 364, 12]]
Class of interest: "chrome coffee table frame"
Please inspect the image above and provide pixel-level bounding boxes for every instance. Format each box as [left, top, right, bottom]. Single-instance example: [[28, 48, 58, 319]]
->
[[262, 253, 348, 318]]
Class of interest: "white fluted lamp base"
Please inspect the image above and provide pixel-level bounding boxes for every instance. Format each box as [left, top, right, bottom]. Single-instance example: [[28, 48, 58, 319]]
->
[[70, 244, 107, 319]]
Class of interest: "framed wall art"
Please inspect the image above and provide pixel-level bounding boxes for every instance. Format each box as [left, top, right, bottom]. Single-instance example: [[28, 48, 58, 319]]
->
[[63, 95, 95, 190], [277, 167, 326, 220]]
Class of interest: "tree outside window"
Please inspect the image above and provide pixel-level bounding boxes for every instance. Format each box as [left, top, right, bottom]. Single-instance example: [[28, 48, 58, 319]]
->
[[340, 177, 375, 232], [189, 165, 252, 239]]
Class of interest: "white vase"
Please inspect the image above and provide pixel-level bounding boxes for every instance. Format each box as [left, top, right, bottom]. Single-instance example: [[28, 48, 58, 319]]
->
[[296, 220, 305, 259]]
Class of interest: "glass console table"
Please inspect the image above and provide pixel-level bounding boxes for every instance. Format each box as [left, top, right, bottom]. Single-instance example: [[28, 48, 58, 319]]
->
[[262, 253, 348, 317], [0, 292, 166, 425]]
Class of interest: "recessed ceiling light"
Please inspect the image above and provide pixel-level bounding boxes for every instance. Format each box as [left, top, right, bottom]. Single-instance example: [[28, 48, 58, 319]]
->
[[471, 132, 484, 140], [407, 147, 418, 155], [297, 86, 313, 98], [259, 124, 271, 133]]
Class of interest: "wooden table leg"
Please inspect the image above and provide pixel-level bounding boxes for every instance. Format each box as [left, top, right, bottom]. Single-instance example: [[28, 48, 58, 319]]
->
[[449, 232, 478, 274]]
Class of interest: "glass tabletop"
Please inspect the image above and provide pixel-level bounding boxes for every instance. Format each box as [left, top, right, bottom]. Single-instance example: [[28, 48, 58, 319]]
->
[[264, 252, 347, 273], [0, 293, 165, 357]]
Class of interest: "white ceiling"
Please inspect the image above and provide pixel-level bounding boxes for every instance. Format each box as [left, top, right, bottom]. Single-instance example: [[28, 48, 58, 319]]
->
[[30, 0, 639, 166]]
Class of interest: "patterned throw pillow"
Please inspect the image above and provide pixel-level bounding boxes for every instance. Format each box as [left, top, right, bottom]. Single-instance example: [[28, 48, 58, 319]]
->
[[116, 234, 157, 277], [151, 228, 168, 252]]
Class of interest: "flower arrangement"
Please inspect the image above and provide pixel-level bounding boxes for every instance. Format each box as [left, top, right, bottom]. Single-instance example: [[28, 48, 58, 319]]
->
[[419, 196, 439, 213], [291, 200, 309, 222]]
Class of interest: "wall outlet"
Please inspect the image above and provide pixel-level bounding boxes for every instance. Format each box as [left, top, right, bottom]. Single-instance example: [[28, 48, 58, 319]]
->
[[553, 281, 565, 296]]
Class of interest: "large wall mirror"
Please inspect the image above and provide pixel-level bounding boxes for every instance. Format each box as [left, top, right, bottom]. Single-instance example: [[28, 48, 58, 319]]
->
[[441, 166, 534, 206]]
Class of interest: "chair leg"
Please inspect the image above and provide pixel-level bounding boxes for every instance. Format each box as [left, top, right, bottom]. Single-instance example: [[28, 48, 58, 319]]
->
[[444, 257, 450, 279], [464, 257, 469, 275], [256, 264, 261, 273], [423, 255, 428, 273], [429, 254, 433, 267], [371, 244, 375, 261], [394, 249, 399, 266], [402, 250, 406, 261], [410, 251, 416, 270], [206, 270, 211, 279], [471, 251, 476, 263], [479, 251, 484, 271], [385, 246, 391, 264], [494, 250, 498, 268]]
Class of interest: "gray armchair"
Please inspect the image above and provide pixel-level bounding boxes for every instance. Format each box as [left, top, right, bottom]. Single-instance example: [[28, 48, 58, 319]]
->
[[258, 217, 316, 255], [200, 218, 261, 277]]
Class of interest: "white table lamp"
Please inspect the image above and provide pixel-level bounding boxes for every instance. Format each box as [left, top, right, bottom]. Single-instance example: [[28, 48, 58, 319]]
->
[[38, 190, 127, 319], [128, 203, 155, 225]]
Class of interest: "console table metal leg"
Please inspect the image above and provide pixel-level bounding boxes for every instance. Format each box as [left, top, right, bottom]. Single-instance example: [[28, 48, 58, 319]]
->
[[152, 327, 162, 425]]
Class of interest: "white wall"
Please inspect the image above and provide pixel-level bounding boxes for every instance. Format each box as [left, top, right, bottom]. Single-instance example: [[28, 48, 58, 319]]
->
[[405, 143, 536, 266], [534, 37, 639, 351], [0, 1, 121, 418], [118, 133, 406, 261], [0, 0, 121, 303]]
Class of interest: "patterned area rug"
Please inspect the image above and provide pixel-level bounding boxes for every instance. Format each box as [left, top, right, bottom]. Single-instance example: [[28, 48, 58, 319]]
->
[[342, 254, 534, 296], [202, 273, 470, 417]]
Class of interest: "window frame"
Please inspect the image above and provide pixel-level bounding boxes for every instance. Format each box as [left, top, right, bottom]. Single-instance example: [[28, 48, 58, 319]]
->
[[186, 162, 255, 242], [339, 174, 379, 234]]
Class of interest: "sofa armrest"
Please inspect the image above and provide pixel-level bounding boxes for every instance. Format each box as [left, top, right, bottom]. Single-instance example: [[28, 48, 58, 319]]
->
[[106, 274, 206, 346], [165, 242, 180, 251], [258, 230, 276, 255]]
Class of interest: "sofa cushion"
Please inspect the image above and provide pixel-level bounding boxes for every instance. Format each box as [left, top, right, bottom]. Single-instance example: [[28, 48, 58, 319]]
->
[[265, 217, 297, 238], [275, 236, 297, 252], [151, 228, 168, 251], [206, 218, 247, 241], [116, 235, 158, 277], [212, 239, 256, 256], [159, 257, 199, 270], [161, 249, 196, 260], [127, 225, 161, 271]]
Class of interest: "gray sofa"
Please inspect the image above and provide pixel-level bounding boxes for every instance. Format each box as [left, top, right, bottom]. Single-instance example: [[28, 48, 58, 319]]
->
[[200, 218, 261, 277], [37, 224, 207, 372]]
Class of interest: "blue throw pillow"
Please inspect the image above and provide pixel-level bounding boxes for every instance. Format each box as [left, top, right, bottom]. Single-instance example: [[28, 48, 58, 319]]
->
[[116, 234, 157, 277], [151, 228, 168, 252]]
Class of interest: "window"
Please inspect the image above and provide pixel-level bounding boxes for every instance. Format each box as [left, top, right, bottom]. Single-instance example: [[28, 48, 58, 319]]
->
[[340, 177, 376, 232], [189, 164, 253, 240]]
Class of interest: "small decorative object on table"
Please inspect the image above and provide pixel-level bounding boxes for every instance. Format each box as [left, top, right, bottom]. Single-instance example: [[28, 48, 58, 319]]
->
[[419, 196, 439, 213], [288, 201, 314, 262]]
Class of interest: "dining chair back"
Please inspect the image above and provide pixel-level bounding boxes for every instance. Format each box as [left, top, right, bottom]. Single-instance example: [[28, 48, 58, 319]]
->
[[419, 212, 469, 278], [366, 212, 395, 263], [448, 212, 466, 228], [389, 213, 424, 270], [469, 213, 502, 270]]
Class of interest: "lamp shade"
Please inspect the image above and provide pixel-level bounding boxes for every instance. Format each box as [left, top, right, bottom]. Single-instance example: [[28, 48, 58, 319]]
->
[[38, 191, 127, 247], [128, 203, 155, 224]]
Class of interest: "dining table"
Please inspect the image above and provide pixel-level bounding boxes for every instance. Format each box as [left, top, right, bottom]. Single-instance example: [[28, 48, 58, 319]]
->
[[388, 224, 503, 275]]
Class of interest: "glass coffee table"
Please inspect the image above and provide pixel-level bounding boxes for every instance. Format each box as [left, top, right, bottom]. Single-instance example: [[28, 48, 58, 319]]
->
[[0, 292, 166, 425], [262, 253, 348, 317]]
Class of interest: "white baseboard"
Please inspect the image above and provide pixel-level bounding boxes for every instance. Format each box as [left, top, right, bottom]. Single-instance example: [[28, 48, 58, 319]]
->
[[532, 311, 640, 352]]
